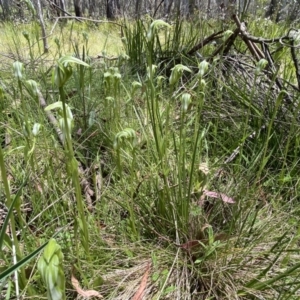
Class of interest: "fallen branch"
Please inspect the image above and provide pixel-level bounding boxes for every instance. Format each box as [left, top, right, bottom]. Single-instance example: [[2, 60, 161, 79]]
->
[[187, 30, 224, 56], [46, 0, 73, 17], [232, 15, 294, 104], [290, 36, 300, 89], [233, 16, 262, 61], [54, 16, 122, 27]]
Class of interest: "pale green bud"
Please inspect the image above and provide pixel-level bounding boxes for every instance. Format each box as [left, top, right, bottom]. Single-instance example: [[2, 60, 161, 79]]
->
[[255, 58, 268, 75], [147, 20, 171, 41], [53, 56, 89, 87], [200, 79, 206, 89], [32, 123, 41, 136], [82, 31, 89, 42], [169, 64, 192, 86], [25, 80, 39, 97], [131, 81, 142, 96], [181, 93, 192, 112], [147, 64, 157, 78], [197, 60, 209, 78], [23, 31, 30, 41], [45, 101, 74, 143], [13, 61, 24, 80], [38, 238, 66, 300], [114, 128, 137, 149]]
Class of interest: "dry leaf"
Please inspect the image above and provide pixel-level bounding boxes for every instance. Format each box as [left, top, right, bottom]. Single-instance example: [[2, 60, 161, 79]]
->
[[199, 162, 209, 175], [35, 183, 44, 194], [71, 273, 103, 299], [132, 263, 150, 300], [76, 128, 82, 136], [202, 190, 235, 204], [179, 240, 199, 250]]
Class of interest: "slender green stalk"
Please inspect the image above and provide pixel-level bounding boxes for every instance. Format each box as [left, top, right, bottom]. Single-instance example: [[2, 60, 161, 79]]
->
[[60, 85, 89, 256], [49, 56, 91, 257], [0, 145, 27, 290], [256, 90, 285, 180]]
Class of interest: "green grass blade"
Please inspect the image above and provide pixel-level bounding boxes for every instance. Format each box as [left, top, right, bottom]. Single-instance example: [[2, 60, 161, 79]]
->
[[0, 241, 48, 281], [0, 177, 28, 251]]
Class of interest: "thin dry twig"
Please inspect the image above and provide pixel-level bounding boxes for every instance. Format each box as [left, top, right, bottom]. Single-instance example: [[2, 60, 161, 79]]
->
[[71, 273, 103, 298], [54, 16, 122, 27], [132, 263, 151, 300], [45, 0, 73, 17]]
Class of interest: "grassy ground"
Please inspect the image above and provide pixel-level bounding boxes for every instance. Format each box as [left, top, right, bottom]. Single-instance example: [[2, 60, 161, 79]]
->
[[1, 16, 300, 299]]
